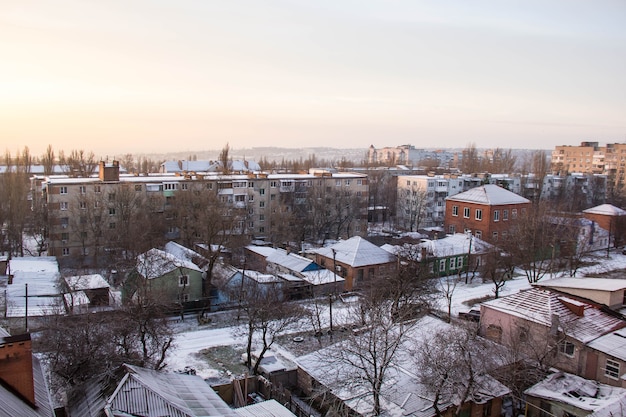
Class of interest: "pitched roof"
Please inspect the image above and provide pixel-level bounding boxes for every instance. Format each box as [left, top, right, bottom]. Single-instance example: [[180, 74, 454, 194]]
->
[[6, 257, 62, 317], [315, 237, 396, 267], [446, 184, 530, 205], [482, 288, 626, 343], [136, 248, 201, 278], [583, 204, 626, 216], [64, 274, 110, 290], [587, 327, 626, 363], [0, 336, 54, 417]]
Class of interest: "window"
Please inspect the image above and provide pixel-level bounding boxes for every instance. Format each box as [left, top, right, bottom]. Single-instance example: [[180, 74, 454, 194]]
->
[[270, 181, 278, 188], [457, 256, 463, 268], [164, 183, 177, 191], [79, 186, 86, 194], [109, 222, 116, 229], [439, 259, 446, 272], [512, 209, 518, 219], [62, 247, 70, 256], [61, 232, 69, 242], [79, 201, 87, 210], [109, 193, 115, 201], [463, 207, 470, 218], [94, 200, 100, 208], [345, 179, 351, 186], [180, 293, 189, 302], [248, 181, 254, 188], [181, 183, 188, 190], [259, 201, 265, 208], [235, 195, 245, 202], [109, 208, 116, 216], [449, 257, 456, 270], [135, 184, 142, 191], [452, 205, 459, 216], [493, 210, 500, 222], [259, 214, 265, 221], [558, 341, 575, 357], [61, 217, 69, 228], [59, 186, 68, 195], [206, 183, 213, 190], [179, 275, 189, 287], [605, 359, 620, 379], [503, 209, 509, 221], [259, 188, 265, 195], [492, 232, 498, 241], [336, 180, 341, 186], [60, 201, 68, 210], [357, 179, 363, 185], [449, 225, 455, 234], [475, 230, 482, 239], [270, 194, 276, 201], [94, 185, 101, 193], [248, 194, 254, 202], [475, 209, 483, 220]]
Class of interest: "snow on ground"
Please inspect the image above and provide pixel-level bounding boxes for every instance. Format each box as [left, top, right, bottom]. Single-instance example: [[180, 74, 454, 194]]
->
[[166, 250, 626, 379]]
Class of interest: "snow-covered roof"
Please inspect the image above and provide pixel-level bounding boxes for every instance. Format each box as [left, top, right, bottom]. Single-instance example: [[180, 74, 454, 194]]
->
[[6, 257, 63, 317], [482, 288, 626, 343], [266, 249, 318, 273], [382, 234, 494, 261], [165, 241, 208, 268], [296, 315, 509, 417], [136, 248, 201, 278], [583, 204, 626, 216], [234, 399, 296, 417], [535, 277, 626, 292], [246, 245, 276, 258], [525, 371, 626, 417], [587, 327, 626, 363], [239, 269, 282, 284], [64, 274, 110, 290], [301, 269, 345, 286], [315, 237, 396, 267], [446, 184, 530, 205]]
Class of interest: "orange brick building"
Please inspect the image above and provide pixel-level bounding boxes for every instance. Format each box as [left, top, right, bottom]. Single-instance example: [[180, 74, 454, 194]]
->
[[444, 184, 531, 243]]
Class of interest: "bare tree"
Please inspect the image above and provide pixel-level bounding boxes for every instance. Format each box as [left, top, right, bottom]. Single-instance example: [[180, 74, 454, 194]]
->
[[397, 182, 428, 232], [414, 322, 501, 417], [478, 248, 514, 299], [219, 143, 231, 174], [438, 275, 458, 323], [233, 277, 305, 374], [460, 142, 481, 174], [317, 296, 415, 415], [59, 149, 98, 177], [41, 144, 55, 175]]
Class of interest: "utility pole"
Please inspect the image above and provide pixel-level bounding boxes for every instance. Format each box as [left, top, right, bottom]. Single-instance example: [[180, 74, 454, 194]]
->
[[329, 248, 337, 335], [25, 283, 28, 332]]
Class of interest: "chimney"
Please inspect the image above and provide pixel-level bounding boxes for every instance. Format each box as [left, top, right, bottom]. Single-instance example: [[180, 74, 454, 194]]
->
[[99, 160, 120, 182], [0, 333, 36, 407], [550, 314, 560, 336]]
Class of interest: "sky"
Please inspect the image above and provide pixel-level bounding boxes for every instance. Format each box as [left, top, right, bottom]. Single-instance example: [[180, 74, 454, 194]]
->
[[1, 0, 625, 157]]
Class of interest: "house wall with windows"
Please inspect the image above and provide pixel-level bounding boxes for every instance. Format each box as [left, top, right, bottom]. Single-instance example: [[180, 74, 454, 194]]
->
[[444, 185, 531, 243], [40, 163, 369, 264]]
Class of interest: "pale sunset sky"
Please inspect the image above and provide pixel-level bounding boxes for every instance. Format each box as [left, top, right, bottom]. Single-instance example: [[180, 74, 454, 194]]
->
[[1, 0, 625, 156]]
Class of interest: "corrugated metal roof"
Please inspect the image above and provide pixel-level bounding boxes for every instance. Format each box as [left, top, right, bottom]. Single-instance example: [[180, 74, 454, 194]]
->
[[0, 356, 54, 417], [234, 399, 296, 416], [109, 365, 239, 417]]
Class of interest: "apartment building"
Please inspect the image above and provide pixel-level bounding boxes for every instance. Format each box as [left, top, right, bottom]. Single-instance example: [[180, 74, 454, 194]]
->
[[552, 141, 626, 196], [40, 162, 368, 263]]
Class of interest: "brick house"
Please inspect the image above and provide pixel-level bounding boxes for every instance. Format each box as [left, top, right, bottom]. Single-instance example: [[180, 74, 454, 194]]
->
[[314, 236, 397, 291], [444, 184, 531, 243], [480, 287, 626, 387], [582, 203, 626, 247]]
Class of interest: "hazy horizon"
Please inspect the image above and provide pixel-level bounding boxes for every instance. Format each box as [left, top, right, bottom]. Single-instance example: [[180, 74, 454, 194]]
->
[[2, 1, 625, 156]]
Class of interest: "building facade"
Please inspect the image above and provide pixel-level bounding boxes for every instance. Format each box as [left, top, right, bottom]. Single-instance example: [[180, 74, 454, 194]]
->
[[39, 162, 369, 264], [444, 184, 531, 243]]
